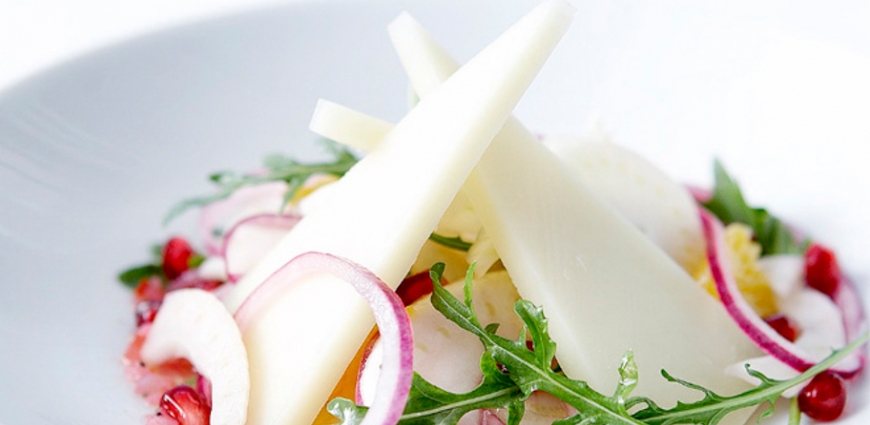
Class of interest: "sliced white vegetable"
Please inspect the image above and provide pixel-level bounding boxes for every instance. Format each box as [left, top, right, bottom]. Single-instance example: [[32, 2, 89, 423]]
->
[[197, 255, 229, 282], [225, 4, 576, 425], [388, 15, 760, 419], [310, 100, 393, 152], [834, 277, 869, 352], [199, 181, 288, 255], [140, 289, 250, 425], [543, 137, 705, 271], [221, 213, 300, 282], [757, 254, 805, 298], [492, 392, 572, 425]]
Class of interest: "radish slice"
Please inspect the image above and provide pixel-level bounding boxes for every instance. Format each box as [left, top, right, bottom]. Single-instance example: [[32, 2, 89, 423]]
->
[[834, 276, 868, 370], [199, 181, 289, 255], [756, 255, 804, 298], [699, 210, 864, 376], [221, 213, 300, 282], [140, 289, 250, 425], [235, 252, 413, 425], [481, 410, 506, 425]]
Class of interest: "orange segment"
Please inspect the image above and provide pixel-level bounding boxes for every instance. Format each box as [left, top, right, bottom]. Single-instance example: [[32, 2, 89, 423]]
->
[[312, 328, 377, 425]]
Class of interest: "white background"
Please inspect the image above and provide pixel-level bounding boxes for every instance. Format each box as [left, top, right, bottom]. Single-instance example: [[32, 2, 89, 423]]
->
[[0, 0, 308, 91]]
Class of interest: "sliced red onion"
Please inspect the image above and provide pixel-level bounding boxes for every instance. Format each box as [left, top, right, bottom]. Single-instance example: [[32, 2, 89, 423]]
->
[[221, 213, 300, 282], [356, 333, 382, 405], [699, 210, 863, 377], [356, 334, 483, 425], [234, 252, 413, 425], [199, 181, 288, 255]]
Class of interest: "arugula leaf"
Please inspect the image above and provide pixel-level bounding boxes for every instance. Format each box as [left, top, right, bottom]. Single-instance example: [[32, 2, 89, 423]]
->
[[428, 233, 473, 251], [118, 243, 165, 287], [117, 264, 161, 288], [330, 263, 645, 425], [629, 332, 868, 425], [330, 263, 868, 425], [163, 139, 358, 224], [329, 357, 523, 425], [702, 160, 804, 256]]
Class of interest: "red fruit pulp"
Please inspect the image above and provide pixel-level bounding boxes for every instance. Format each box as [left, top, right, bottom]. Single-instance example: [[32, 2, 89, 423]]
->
[[396, 271, 446, 306], [163, 237, 195, 280], [805, 244, 841, 297], [134, 277, 166, 303], [136, 300, 163, 326], [764, 314, 799, 342], [798, 371, 846, 422], [160, 386, 211, 425]]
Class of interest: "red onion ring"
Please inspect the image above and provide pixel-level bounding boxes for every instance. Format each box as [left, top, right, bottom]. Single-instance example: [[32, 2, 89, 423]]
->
[[356, 332, 381, 405], [221, 213, 300, 282], [699, 209, 863, 377], [234, 252, 414, 425]]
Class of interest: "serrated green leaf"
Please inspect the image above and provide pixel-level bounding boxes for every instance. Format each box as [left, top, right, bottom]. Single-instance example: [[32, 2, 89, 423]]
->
[[164, 139, 358, 225], [332, 264, 868, 425], [614, 351, 638, 414], [630, 332, 869, 425], [117, 264, 161, 288], [702, 160, 804, 255]]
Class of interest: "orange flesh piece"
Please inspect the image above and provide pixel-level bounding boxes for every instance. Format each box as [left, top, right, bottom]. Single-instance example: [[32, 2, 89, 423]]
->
[[312, 329, 377, 425]]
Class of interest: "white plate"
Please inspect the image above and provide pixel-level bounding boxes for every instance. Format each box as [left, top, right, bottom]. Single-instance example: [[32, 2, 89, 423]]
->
[[1, 0, 868, 424]]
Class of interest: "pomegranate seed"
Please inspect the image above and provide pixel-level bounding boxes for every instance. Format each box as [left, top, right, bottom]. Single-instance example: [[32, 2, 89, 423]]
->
[[798, 371, 846, 422], [396, 271, 446, 306], [136, 299, 162, 326], [162, 237, 195, 280], [764, 314, 799, 342], [805, 244, 841, 297], [159, 386, 211, 425], [134, 277, 166, 303]]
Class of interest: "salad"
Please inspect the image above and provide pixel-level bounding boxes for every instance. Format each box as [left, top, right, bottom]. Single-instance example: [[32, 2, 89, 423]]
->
[[117, 2, 868, 425]]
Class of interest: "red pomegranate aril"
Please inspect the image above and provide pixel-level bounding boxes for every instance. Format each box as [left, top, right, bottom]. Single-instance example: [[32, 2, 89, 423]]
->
[[163, 237, 195, 280], [135, 277, 166, 303], [798, 371, 846, 422], [764, 314, 799, 342], [805, 244, 841, 298], [396, 271, 446, 306], [160, 386, 211, 425], [136, 299, 163, 326]]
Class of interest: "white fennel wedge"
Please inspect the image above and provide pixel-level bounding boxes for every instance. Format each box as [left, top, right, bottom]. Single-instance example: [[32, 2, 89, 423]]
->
[[223, 3, 576, 425], [140, 289, 250, 425]]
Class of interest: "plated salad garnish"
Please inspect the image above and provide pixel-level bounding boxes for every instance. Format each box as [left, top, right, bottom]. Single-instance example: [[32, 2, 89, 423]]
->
[[117, 2, 867, 425]]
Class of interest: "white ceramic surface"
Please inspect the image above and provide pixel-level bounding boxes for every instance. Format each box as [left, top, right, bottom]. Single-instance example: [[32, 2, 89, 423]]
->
[[1, 1, 869, 424]]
